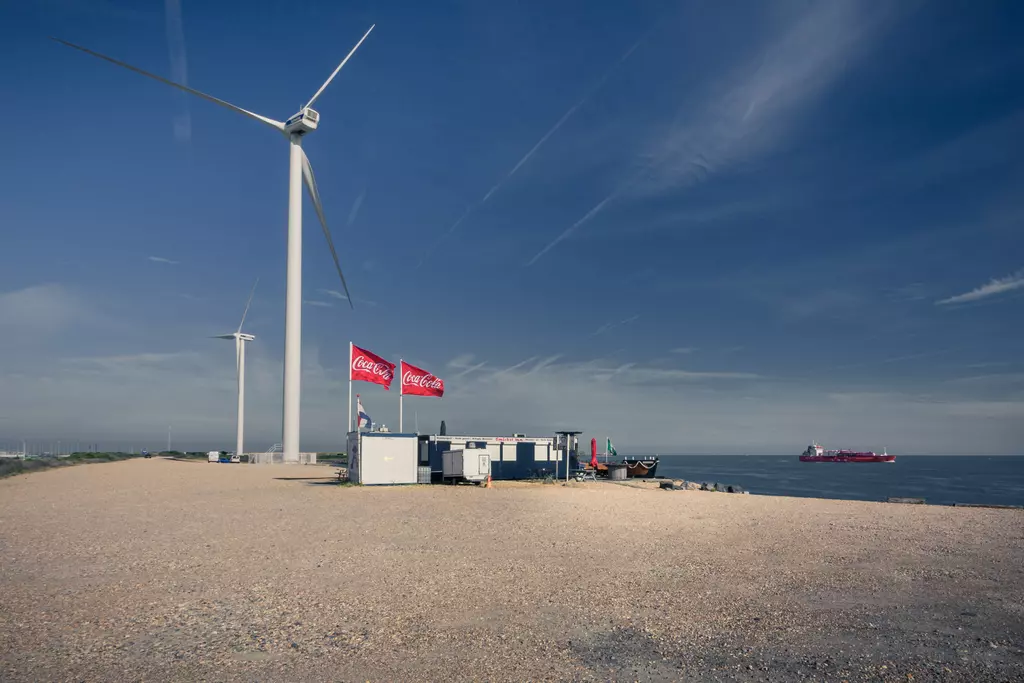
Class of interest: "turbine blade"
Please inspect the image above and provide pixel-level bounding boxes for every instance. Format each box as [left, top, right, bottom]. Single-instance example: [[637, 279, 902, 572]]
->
[[299, 148, 354, 309], [211, 334, 237, 339], [50, 37, 285, 132], [304, 24, 375, 110], [237, 277, 259, 333]]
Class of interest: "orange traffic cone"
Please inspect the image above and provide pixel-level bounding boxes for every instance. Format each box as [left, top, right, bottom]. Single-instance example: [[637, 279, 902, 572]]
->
[[485, 474, 492, 489]]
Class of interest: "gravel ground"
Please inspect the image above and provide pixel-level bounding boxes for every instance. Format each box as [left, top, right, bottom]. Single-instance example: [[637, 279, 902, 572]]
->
[[1, 458, 1022, 682]]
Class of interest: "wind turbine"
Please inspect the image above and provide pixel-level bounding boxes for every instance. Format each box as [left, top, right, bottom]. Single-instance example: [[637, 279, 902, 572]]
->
[[52, 25, 374, 463], [213, 279, 259, 459]]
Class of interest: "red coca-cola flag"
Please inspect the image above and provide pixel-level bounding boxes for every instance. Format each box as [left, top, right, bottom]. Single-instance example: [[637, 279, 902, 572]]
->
[[350, 344, 395, 390], [400, 361, 445, 398]]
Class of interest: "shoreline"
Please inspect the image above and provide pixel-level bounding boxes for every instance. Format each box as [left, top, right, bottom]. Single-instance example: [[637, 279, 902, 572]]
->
[[602, 477, 1024, 510]]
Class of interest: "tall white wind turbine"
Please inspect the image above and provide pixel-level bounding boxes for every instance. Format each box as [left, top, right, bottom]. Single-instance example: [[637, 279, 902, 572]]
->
[[53, 26, 374, 463], [213, 279, 259, 459]]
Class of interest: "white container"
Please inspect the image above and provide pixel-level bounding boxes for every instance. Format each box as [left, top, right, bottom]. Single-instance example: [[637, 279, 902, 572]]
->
[[207, 451, 220, 463], [442, 444, 491, 483], [346, 432, 417, 485]]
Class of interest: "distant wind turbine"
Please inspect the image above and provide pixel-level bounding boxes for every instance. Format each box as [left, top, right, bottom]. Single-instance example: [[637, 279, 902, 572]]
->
[[52, 24, 375, 463], [213, 279, 259, 459]]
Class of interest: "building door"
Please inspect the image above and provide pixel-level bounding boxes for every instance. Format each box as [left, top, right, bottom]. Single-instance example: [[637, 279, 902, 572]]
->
[[516, 442, 535, 479]]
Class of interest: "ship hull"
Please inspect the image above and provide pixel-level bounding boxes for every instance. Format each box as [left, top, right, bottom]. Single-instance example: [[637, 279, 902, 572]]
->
[[623, 457, 659, 478], [799, 454, 895, 463]]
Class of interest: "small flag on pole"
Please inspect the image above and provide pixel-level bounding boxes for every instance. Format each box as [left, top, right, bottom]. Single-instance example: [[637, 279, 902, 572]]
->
[[606, 437, 617, 457], [357, 396, 372, 430]]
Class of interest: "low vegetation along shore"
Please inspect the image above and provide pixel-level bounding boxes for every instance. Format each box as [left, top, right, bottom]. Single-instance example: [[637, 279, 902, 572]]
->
[[0, 451, 142, 479], [1, 458, 1022, 681]]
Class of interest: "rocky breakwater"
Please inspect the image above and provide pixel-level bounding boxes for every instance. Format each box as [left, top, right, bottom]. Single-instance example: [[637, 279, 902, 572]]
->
[[660, 479, 748, 494]]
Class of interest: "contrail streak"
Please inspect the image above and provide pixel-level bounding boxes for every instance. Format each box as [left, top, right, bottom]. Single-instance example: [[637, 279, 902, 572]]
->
[[526, 193, 617, 266], [417, 31, 651, 268], [164, 0, 190, 142], [491, 356, 538, 377], [347, 189, 366, 226]]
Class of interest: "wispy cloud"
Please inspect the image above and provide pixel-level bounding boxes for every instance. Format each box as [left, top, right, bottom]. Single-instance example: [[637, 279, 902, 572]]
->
[[321, 289, 348, 301], [936, 270, 1024, 305], [589, 363, 760, 384], [164, 0, 190, 142], [447, 353, 487, 378], [784, 288, 864, 319], [0, 284, 88, 333], [887, 283, 928, 302], [941, 401, 1024, 420], [148, 256, 178, 264], [591, 314, 640, 336], [945, 372, 1024, 386], [876, 111, 1024, 193], [421, 30, 652, 267], [319, 289, 378, 307], [471, 354, 757, 387], [64, 351, 194, 372], [670, 347, 697, 354], [526, 355, 562, 375], [491, 356, 539, 377], [835, 349, 951, 370], [428, 353, 1024, 453], [303, 300, 333, 308], [642, 2, 896, 193], [446, 353, 476, 369], [347, 189, 366, 226], [528, 0, 904, 264]]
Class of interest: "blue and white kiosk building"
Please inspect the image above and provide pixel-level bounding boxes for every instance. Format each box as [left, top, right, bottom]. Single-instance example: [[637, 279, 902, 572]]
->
[[417, 433, 580, 481]]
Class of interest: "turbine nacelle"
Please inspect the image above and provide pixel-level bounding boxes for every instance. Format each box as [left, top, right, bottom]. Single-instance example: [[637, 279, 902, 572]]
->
[[283, 108, 320, 137], [213, 332, 255, 342]]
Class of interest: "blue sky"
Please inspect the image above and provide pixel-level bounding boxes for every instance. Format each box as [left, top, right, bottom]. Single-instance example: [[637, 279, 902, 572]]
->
[[1, 0, 1022, 454]]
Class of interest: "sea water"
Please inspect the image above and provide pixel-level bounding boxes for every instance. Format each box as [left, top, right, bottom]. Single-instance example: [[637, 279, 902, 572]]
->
[[647, 455, 1024, 506]]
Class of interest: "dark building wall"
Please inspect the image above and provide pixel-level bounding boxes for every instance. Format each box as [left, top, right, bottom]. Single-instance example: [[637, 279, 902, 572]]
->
[[420, 436, 557, 480]]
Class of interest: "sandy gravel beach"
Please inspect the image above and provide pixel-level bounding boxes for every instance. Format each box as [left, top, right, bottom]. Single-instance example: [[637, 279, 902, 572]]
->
[[1, 458, 1022, 682]]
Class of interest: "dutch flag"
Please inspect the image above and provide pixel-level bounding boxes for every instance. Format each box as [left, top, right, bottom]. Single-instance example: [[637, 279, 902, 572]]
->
[[357, 397, 372, 430]]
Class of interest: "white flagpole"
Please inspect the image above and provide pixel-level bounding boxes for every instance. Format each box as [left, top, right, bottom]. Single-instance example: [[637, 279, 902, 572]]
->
[[399, 359, 404, 433], [565, 435, 570, 484], [348, 341, 353, 434]]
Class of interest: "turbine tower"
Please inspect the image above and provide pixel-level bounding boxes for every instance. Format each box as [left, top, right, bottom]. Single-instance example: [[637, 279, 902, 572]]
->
[[52, 25, 373, 463], [213, 279, 259, 459]]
